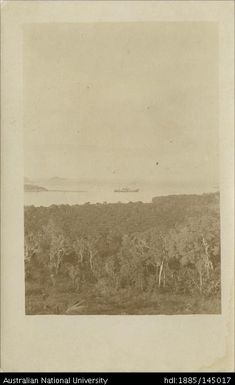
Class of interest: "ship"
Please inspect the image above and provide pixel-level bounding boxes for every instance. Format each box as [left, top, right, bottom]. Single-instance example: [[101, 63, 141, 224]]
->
[[114, 187, 139, 193]]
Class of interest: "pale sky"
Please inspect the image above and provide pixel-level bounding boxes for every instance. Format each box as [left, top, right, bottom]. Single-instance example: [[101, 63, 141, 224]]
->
[[24, 22, 219, 190]]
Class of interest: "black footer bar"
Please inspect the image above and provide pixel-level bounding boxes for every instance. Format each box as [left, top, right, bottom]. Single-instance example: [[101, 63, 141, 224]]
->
[[0, 373, 234, 385]]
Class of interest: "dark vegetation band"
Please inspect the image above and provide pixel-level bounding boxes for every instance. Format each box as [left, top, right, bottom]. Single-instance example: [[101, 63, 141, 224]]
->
[[24, 192, 220, 315]]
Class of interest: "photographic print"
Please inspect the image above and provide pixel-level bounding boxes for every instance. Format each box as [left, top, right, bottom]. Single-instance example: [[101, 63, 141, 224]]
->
[[24, 22, 221, 315]]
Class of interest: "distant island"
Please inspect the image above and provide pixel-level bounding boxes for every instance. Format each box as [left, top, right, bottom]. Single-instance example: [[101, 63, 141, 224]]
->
[[24, 184, 48, 192], [24, 183, 87, 193]]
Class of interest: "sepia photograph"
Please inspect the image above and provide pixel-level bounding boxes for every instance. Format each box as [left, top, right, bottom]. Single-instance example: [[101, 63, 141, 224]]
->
[[24, 22, 221, 316]]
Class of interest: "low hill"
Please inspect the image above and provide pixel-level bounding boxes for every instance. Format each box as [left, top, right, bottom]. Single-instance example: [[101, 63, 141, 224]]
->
[[24, 184, 48, 192]]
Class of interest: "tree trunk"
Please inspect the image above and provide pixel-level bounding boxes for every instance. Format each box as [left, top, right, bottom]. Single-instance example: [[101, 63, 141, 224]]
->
[[158, 260, 164, 288], [199, 268, 203, 293], [202, 236, 213, 278], [89, 250, 93, 271]]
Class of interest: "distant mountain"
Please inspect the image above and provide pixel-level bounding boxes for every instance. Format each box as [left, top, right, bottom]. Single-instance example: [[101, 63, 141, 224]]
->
[[24, 184, 48, 192], [34, 176, 77, 187], [48, 177, 68, 184], [24, 177, 33, 184]]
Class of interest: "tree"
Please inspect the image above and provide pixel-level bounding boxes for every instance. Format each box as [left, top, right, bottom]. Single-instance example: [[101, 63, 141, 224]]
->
[[164, 215, 220, 294]]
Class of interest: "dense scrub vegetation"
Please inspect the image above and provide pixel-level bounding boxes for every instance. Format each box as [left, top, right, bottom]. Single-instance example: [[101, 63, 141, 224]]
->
[[24, 192, 220, 314]]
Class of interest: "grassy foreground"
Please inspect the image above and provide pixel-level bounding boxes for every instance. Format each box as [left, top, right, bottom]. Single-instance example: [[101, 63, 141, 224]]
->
[[25, 281, 220, 315]]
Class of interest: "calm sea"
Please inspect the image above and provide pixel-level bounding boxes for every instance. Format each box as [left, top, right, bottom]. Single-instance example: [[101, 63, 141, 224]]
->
[[24, 190, 156, 207], [24, 184, 213, 207]]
